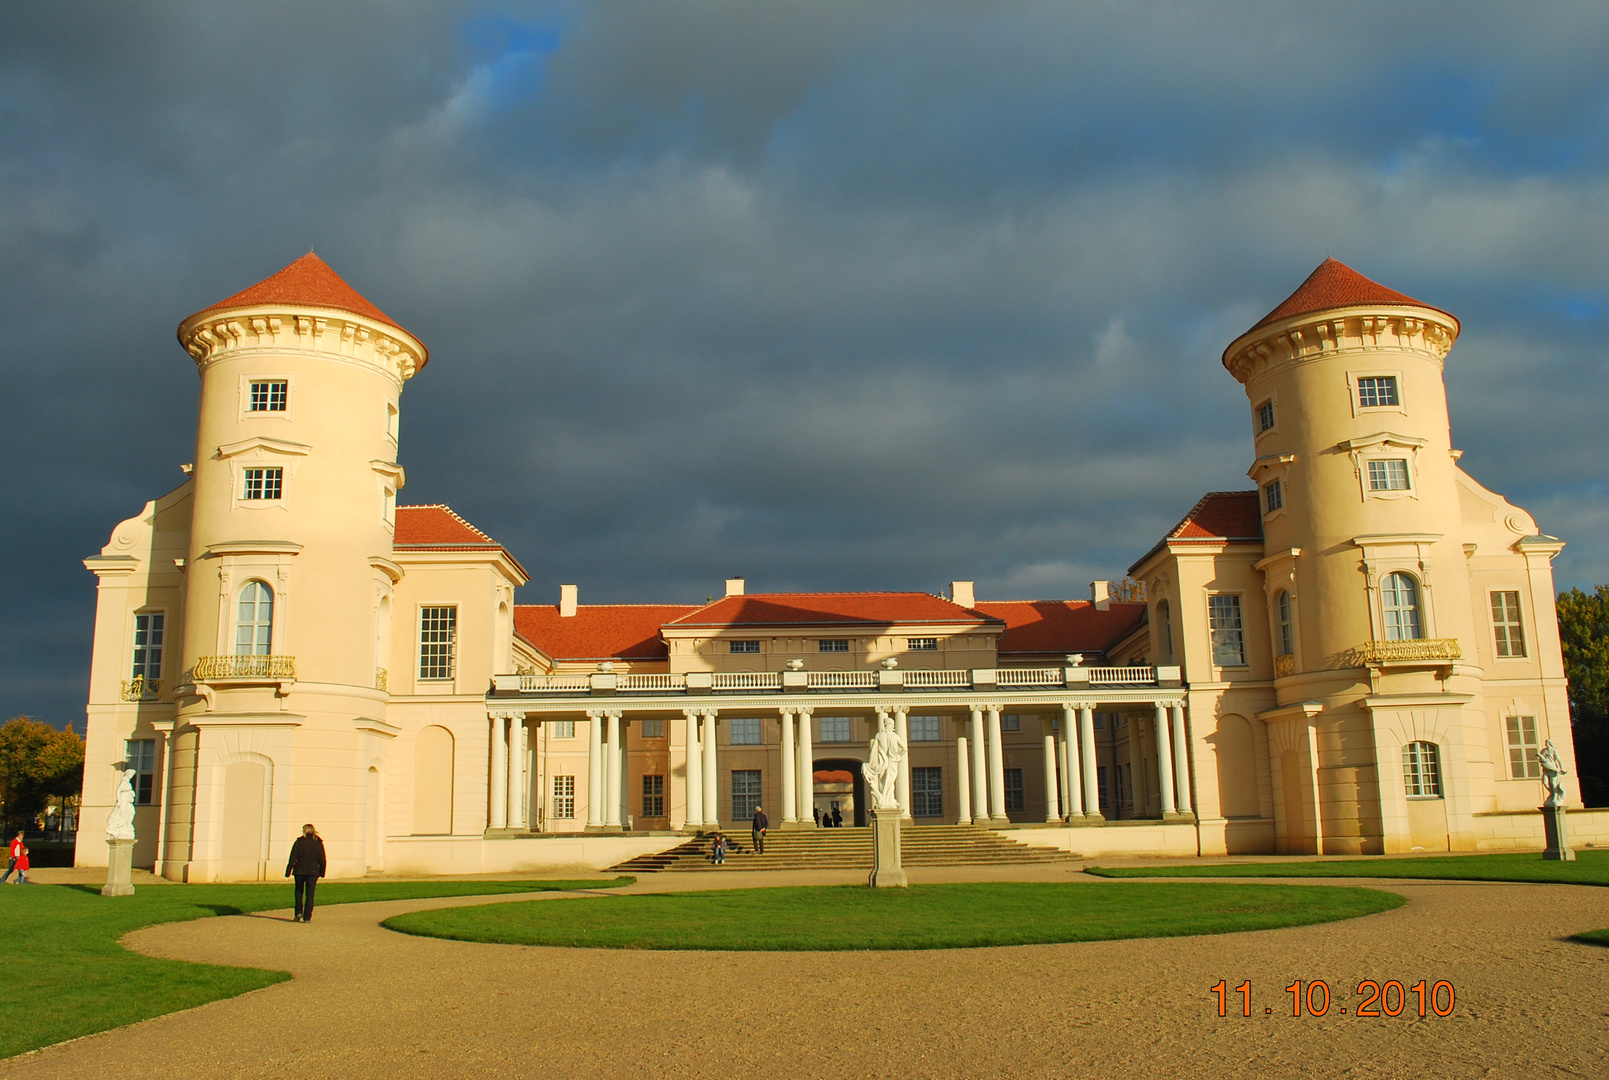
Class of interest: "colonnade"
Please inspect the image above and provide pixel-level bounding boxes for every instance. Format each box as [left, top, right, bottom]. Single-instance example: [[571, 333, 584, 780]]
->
[[487, 711, 528, 830]]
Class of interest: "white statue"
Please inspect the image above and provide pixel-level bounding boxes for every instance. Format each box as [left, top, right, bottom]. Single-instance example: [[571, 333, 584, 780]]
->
[[1539, 739, 1567, 807], [105, 768, 138, 841], [861, 714, 906, 811]]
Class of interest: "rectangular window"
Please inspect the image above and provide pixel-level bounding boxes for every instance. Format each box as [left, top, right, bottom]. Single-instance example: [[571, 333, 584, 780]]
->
[[1263, 479, 1283, 513], [731, 770, 761, 821], [1357, 376, 1400, 409], [818, 716, 852, 743], [1209, 595, 1246, 666], [1257, 399, 1276, 433], [248, 380, 288, 412], [418, 606, 457, 680], [551, 775, 575, 819], [1506, 716, 1541, 780], [912, 767, 943, 818], [125, 739, 156, 805], [1004, 768, 1025, 812], [1403, 742, 1442, 797], [1002, 714, 1022, 732], [641, 775, 665, 818], [729, 640, 760, 654], [1492, 591, 1526, 658], [729, 717, 762, 745], [241, 467, 283, 500], [907, 637, 938, 651], [818, 639, 849, 652], [1096, 765, 1110, 811], [131, 613, 164, 680], [1367, 458, 1411, 491], [550, 720, 575, 740], [909, 716, 941, 742], [639, 719, 665, 738]]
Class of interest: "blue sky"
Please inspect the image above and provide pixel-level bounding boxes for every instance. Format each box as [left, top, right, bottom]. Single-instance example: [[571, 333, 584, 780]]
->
[[2, 2, 1607, 726]]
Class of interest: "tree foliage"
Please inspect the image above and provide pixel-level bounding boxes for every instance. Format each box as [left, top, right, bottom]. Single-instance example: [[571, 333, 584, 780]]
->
[[0, 717, 85, 831], [1558, 586, 1609, 807], [1107, 577, 1147, 603]]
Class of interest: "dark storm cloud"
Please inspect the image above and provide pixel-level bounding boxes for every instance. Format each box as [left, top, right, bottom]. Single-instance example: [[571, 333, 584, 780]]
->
[[3, 1, 1608, 724]]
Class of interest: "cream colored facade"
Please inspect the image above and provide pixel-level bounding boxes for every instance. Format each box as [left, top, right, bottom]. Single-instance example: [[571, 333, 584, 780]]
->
[[75, 255, 1605, 880]]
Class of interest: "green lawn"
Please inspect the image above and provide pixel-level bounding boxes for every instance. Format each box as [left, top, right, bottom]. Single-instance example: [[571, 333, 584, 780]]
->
[[1572, 927, 1609, 946], [383, 881, 1405, 951], [0, 877, 629, 1059], [1084, 850, 1609, 886]]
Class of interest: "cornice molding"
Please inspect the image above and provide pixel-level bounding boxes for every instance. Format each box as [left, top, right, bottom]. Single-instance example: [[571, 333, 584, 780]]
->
[[1223, 305, 1458, 386], [178, 304, 426, 383]]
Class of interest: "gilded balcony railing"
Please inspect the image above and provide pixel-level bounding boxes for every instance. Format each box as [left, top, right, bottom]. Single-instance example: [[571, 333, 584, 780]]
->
[[1351, 639, 1462, 665], [1273, 653, 1296, 679], [120, 675, 161, 702], [193, 655, 297, 680], [375, 667, 388, 692]]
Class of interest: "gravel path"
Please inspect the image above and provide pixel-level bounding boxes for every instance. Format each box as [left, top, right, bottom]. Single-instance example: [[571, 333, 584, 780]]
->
[[5, 867, 1607, 1079]]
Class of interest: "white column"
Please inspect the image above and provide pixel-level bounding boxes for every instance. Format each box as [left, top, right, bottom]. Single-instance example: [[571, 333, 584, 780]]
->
[[702, 710, 719, 828], [1170, 704, 1192, 815], [618, 716, 631, 828], [894, 707, 912, 821], [1043, 731, 1060, 823], [489, 714, 508, 830], [1079, 706, 1100, 820], [1062, 705, 1084, 817], [683, 709, 703, 829], [604, 711, 623, 828], [507, 718, 527, 829], [585, 711, 604, 828], [956, 735, 972, 824], [1154, 704, 1176, 816], [796, 708, 814, 824], [780, 710, 798, 824], [968, 706, 988, 825], [986, 705, 1007, 823]]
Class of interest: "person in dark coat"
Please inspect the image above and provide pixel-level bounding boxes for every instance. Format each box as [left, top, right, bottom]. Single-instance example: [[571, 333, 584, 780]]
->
[[830, 805, 842, 828], [751, 806, 769, 854], [285, 823, 326, 922]]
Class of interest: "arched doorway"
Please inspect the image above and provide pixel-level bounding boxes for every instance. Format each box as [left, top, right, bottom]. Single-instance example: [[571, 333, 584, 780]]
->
[[812, 758, 867, 827]]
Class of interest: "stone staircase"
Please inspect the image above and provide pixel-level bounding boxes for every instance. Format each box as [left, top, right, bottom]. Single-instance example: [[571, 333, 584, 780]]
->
[[610, 823, 1076, 873]]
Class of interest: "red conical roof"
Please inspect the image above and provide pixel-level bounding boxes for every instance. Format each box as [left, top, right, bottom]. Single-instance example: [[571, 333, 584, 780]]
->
[[1247, 257, 1454, 333]]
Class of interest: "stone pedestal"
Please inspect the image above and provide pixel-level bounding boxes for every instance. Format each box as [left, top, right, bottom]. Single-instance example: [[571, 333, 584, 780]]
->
[[102, 838, 136, 896], [868, 807, 907, 888], [1542, 804, 1575, 862]]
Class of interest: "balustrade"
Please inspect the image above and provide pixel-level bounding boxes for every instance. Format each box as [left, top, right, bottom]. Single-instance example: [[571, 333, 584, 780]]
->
[[520, 673, 593, 692], [193, 655, 296, 680], [619, 673, 688, 691], [805, 671, 878, 689], [1086, 666, 1157, 686], [902, 669, 971, 688], [996, 667, 1062, 687], [712, 672, 784, 691]]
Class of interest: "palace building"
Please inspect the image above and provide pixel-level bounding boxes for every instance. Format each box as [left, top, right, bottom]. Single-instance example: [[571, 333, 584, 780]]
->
[[75, 254, 1604, 880]]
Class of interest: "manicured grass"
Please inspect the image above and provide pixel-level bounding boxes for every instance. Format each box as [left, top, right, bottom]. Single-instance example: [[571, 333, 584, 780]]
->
[[0, 876, 629, 1059], [1084, 850, 1609, 886], [1571, 927, 1609, 946], [383, 881, 1405, 951]]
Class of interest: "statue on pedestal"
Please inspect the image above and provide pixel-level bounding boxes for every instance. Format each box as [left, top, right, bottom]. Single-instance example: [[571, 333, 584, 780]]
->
[[862, 714, 905, 811], [102, 767, 139, 896], [1539, 739, 1567, 807], [106, 768, 138, 841]]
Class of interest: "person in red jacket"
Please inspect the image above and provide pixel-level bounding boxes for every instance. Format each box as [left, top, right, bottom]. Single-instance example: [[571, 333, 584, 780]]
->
[[10, 840, 28, 885], [284, 824, 326, 922], [1, 832, 22, 884]]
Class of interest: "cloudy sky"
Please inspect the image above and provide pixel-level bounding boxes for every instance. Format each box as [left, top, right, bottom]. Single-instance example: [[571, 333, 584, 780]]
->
[[3, 2, 1607, 726]]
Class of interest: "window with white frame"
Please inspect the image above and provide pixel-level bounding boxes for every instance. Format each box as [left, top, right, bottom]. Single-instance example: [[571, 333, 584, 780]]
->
[[1257, 399, 1276, 433], [1367, 458, 1411, 491], [551, 775, 575, 819], [1263, 478, 1283, 513], [1209, 594, 1246, 666], [639, 719, 665, 738], [1491, 591, 1526, 658], [1002, 714, 1021, 732], [907, 637, 938, 651], [1157, 599, 1173, 662], [125, 738, 156, 805], [241, 467, 283, 500], [1403, 741, 1442, 797], [1357, 375, 1400, 409], [1004, 768, 1025, 812], [248, 380, 288, 412], [234, 582, 273, 655], [418, 606, 457, 679], [818, 639, 849, 652], [818, 716, 852, 743], [641, 775, 664, 817], [912, 767, 943, 817], [550, 720, 575, 740], [909, 716, 941, 742], [729, 640, 760, 654], [729, 717, 762, 745], [1506, 716, 1541, 779], [731, 770, 761, 820], [131, 613, 164, 680], [1380, 573, 1423, 640], [1275, 590, 1293, 657]]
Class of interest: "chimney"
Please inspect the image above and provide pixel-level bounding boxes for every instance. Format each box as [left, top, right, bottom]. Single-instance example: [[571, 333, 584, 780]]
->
[[559, 584, 578, 618], [1091, 580, 1110, 611], [725, 577, 745, 598], [950, 580, 975, 608]]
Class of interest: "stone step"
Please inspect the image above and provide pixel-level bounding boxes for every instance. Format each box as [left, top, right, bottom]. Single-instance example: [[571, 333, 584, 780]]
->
[[609, 823, 1075, 873]]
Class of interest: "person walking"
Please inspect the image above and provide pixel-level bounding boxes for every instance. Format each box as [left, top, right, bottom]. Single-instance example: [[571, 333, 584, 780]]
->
[[10, 841, 28, 885], [751, 805, 769, 855], [1, 832, 22, 884], [284, 823, 326, 922]]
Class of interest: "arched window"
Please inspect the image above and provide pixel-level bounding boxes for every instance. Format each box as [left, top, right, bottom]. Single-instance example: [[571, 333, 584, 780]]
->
[[1275, 590, 1293, 656], [1381, 573, 1423, 640], [1403, 741, 1442, 797], [1156, 599, 1173, 662], [235, 581, 274, 656]]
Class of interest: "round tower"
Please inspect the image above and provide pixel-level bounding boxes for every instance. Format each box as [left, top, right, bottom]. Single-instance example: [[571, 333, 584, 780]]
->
[[165, 254, 427, 881]]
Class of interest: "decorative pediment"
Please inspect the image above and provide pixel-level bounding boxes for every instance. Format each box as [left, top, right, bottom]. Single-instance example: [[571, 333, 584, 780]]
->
[[217, 436, 311, 460]]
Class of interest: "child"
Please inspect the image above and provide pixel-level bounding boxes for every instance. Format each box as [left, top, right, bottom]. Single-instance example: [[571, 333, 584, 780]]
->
[[711, 832, 728, 866]]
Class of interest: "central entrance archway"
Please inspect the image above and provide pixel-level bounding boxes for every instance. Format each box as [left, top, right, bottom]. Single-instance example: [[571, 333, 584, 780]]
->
[[812, 758, 867, 827]]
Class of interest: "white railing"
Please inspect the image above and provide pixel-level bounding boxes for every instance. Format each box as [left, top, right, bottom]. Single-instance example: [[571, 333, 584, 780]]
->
[[712, 672, 783, 691], [520, 674, 593, 692], [902, 670, 971, 689], [1087, 666, 1157, 686], [618, 673, 688, 692], [806, 671, 879, 690], [995, 667, 1062, 687]]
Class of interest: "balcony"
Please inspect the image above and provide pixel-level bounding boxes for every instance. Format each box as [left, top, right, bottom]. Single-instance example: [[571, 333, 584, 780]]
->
[[193, 655, 297, 680], [1351, 639, 1462, 665], [120, 676, 161, 702]]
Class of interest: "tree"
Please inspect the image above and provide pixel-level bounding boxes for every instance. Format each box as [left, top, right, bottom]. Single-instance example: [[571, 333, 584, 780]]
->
[[1557, 586, 1609, 807], [1107, 578, 1147, 603], [0, 718, 85, 832]]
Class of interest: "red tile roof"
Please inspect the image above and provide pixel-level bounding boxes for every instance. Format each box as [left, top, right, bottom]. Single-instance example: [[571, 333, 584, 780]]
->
[[1127, 490, 1264, 575], [514, 605, 699, 661], [665, 592, 1002, 628], [394, 504, 495, 546], [975, 600, 1147, 657], [1247, 257, 1456, 333]]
